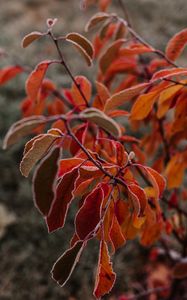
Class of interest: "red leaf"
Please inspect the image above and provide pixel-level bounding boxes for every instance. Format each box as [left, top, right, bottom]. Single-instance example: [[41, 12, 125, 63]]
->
[[33, 147, 61, 216], [109, 214, 126, 253], [151, 67, 187, 80], [70, 123, 88, 156], [166, 28, 187, 61], [94, 240, 116, 298], [0, 65, 23, 85], [51, 241, 85, 286], [46, 167, 79, 232], [75, 184, 107, 240], [26, 60, 52, 102], [58, 157, 84, 177], [100, 39, 126, 74], [71, 75, 91, 108]]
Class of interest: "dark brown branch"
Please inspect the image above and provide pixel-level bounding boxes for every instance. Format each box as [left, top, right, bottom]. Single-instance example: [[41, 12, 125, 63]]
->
[[48, 30, 89, 107], [117, 0, 132, 27]]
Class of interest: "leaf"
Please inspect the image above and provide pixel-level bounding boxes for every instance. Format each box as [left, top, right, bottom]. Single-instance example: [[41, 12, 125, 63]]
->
[[119, 44, 154, 56], [46, 167, 79, 232], [75, 184, 105, 239], [33, 147, 61, 216], [128, 184, 147, 219], [81, 107, 121, 137], [151, 67, 187, 80], [20, 132, 62, 177], [94, 240, 116, 299], [173, 259, 187, 279], [100, 39, 126, 74], [22, 31, 44, 48], [85, 12, 112, 32], [137, 164, 166, 198], [166, 28, 187, 61], [0, 65, 23, 85], [58, 157, 84, 177], [3, 116, 47, 149], [93, 81, 110, 110], [165, 154, 185, 189], [157, 84, 183, 118], [109, 214, 126, 253], [71, 75, 91, 107], [66, 32, 94, 66], [51, 241, 85, 286], [70, 124, 88, 156], [130, 90, 159, 120], [26, 60, 52, 101], [104, 82, 149, 112]]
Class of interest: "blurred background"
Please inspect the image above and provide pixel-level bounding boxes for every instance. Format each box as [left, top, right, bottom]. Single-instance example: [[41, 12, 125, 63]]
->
[[0, 0, 187, 299]]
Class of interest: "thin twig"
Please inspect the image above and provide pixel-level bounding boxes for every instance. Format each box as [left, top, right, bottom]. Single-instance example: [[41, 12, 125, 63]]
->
[[117, 0, 132, 27], [128, 285, 170, 300], [48, 30, 89, 107]]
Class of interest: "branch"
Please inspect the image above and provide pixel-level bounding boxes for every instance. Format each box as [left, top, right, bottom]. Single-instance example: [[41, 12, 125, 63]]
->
[[128, 285, 170, 300], [48, 30, 89, 107]]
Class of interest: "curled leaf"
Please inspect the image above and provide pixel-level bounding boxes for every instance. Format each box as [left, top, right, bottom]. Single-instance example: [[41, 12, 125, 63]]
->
[[22, 31, 44, 48], [85, 12, 112, 32], [46, 167, 79, 232], [75, 184, 105, 240], [33, 147, 61, 216], [94, 240, 116, 299], [81, 107, 121, 137], [66, 32, 94, 66], [3, 116, 47, 149], [20, 132, 62, 177], [51, 241, 85, 286]]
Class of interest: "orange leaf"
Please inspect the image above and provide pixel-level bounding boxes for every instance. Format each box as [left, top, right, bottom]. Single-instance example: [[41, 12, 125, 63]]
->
[[138, 165, 166, 198], [0, 65, 23, 85], [94, 240, 116, 298], [130, 90, 159, 120], [33, 147, 61, 216], [165, 154, 185, 189], [71, 75, 91, 108], [151, 67, 187, 80], [26, 60, 52, 101], [104, 82, 149, 112], [166, 28, 187, 61], [109, 214, 126, 253], [22, 31, 44, 48]]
